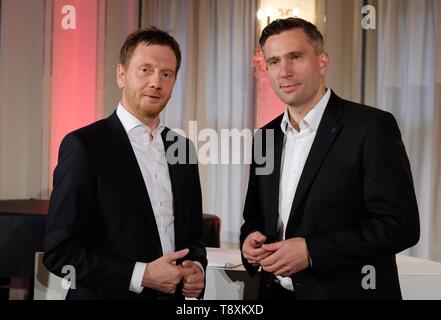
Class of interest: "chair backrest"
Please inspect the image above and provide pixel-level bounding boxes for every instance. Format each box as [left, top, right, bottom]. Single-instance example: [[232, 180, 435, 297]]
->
[[33, 252, 68, 300], [202, 214, 221, 248]]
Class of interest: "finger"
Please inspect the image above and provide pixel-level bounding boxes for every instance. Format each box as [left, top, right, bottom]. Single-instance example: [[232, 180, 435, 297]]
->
[[260, 250, 281, 267], [164, 248, 189, 263], [180, 266, 195, 277], [183, 283, 203, 292], [255, 250, 274, 262], [250, 247, 268, 255], [253, 234, 267, 245], [245, 232, 263, 247], [262, 241, 283, 252], [183, 282, 204, 291], [246, 247, 268, 257], [184, 273, 204, 284], [181, 260, 195, 268], [181, 260, 201, 273], [262, 260, 284, 273], [182, 289, 201, 298], [274, 265, 291, 276], [250, 231, 266, 240], [247, 232, 266, 247]]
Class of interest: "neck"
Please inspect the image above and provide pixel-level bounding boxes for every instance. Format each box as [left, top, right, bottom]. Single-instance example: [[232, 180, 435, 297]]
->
[[287, 85, 326, 131], [121, 100, 160, 132], [142, 117, 160, 132]]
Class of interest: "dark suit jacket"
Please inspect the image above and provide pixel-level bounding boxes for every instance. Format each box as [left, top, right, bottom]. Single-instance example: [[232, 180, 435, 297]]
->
[[43, 112, 207, 300], [240, 91, 420, 300]]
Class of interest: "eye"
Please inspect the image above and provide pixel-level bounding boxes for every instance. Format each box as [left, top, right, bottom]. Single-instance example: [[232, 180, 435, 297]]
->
[[139, 67, 152, 76], [161, 71, 174, 79], [267, 60, 278, 67]]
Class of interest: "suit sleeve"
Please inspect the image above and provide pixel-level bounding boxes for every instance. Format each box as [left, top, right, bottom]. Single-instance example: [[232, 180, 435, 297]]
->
[[181, 140, 207, 299], [306, 112, 420, 276], [240, 135, 264, 275], [185, 140, 208, 270], [43, 133, 135, 293]]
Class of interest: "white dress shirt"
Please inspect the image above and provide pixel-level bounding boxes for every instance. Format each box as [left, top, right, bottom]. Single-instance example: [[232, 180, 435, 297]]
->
[[116, 104, 175, 294], [276, 89, 331, 290]]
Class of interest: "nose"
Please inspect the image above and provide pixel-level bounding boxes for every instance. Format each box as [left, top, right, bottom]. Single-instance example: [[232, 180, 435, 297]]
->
[[279, 59, 293, 79], [148, 70, 162, 89]]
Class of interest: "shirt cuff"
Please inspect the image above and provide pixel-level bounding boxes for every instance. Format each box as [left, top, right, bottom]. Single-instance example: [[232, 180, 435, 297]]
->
[[129, 262, 146, 294], [193, 261, 205, 276]]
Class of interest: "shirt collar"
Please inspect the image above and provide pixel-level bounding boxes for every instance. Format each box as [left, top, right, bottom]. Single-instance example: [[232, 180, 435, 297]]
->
[[116, 102, 165, 137], [281, 88, 331, 134]]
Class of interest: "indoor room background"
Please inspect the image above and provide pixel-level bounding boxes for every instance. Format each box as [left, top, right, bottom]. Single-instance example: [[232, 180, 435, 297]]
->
[[0, 0, 440, 263]]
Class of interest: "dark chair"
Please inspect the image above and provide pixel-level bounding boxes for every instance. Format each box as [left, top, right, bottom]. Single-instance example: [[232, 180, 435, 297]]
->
[[202, 213, 221, 248]]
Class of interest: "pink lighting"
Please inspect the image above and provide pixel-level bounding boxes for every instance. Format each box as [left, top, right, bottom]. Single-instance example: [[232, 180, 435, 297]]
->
[[50, 0, 99, 182], [253, 48, 285, 128]]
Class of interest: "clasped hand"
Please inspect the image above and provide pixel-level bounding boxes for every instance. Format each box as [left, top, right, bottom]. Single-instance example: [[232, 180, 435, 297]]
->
[[142, 248, 204, 298], [242, 231, 310, 277]]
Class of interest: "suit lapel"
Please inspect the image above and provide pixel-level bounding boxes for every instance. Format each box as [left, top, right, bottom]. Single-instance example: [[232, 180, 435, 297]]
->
[[106, 112, 161, 243], [286, 92, 344, 230], [161, 127, 183, 244], [265, 119, 284, 238]]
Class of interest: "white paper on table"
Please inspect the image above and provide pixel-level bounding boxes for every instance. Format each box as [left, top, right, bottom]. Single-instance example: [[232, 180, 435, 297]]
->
[[207, 247, 242, 269]]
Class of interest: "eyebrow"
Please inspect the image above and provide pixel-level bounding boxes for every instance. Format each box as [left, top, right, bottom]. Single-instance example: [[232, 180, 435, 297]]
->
[[161, 68, 176, 74], [265, 56, 280, 64], [266, 50, 305, 63], [138, 63, 175, 74], [286, 50, 304, 56]]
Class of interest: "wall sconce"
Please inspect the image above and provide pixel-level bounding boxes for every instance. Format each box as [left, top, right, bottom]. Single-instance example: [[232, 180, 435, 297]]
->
[[257, 0, 317, 31]]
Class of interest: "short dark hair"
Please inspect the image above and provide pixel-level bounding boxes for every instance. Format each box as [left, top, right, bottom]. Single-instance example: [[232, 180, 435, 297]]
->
[[259, 17, 324, 54], [119, 26, 181, 74]]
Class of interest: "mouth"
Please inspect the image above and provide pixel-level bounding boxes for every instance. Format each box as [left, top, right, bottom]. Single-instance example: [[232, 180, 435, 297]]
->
[[280, 83, 301, 93], [142, 94, 161, 102]]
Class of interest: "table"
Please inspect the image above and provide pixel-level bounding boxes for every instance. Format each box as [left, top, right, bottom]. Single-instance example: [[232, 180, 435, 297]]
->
[[396, 254, 441, 300], [204, 248, 441, 300], [204, 248, 259, 300], [0, 200, 48, 278], [0, 199, 220, 277]]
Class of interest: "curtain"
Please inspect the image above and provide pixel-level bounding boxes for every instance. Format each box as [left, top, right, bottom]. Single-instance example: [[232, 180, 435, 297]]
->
[[141, 0, 257, 246], [377, 0, 441, 260], [0, 0, 47, 199]]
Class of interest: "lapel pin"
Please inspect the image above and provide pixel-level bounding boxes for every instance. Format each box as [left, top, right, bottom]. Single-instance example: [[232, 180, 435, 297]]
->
[[331, 128, 337, 134]]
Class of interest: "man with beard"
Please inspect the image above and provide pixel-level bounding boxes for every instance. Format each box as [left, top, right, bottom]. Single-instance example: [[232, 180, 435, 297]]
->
[[44, 27, 206, 300]]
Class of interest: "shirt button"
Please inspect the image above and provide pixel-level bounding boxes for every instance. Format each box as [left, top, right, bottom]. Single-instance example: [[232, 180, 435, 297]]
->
[[154, 174, 158, 179]]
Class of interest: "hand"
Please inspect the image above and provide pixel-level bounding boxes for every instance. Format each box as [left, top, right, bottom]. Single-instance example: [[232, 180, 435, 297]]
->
[[260, 237, 310, 277], [180, 260, 205, 298], [242, 231, 272, 267], [141, 248, 189, 294]]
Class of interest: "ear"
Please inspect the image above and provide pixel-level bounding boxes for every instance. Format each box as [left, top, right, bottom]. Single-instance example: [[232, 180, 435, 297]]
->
[[116, 64, 126, 89], [318, 52, 329, 77]]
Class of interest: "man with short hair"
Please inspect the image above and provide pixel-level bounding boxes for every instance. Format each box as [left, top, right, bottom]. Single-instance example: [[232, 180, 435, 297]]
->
[[240, 18, 419, 300], [44, 27, 206, 300]]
